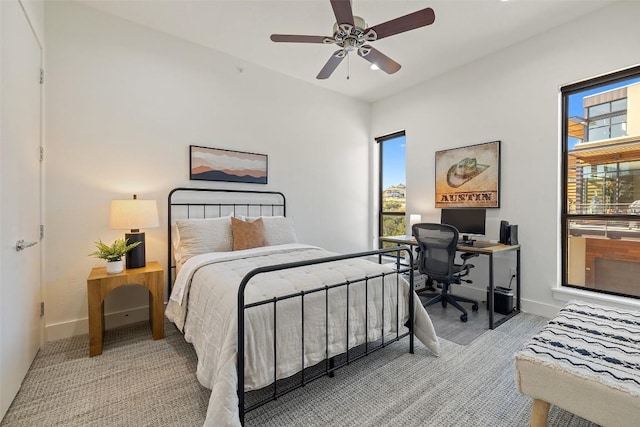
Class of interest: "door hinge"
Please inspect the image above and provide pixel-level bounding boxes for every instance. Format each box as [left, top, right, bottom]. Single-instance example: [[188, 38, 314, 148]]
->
[[40, 147, 44, 162], [40, 302, 45, 317], [40, 224, 44, 239], [40, 68, 44, 84]]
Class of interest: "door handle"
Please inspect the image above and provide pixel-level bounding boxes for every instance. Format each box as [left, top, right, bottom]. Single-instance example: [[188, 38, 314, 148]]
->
[[16, 239, 38, 251]]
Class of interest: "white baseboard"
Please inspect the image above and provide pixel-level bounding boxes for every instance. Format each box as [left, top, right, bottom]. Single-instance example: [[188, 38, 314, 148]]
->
[[45, 305, 155, 342], [518, 298, 561, 319]]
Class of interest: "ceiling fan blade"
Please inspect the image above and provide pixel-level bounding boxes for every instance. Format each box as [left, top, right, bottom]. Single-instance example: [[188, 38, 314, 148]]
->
[[367, 7, 435, 40], [270, 34, 333, 44], [330, 0, 354, 26], [317, 50, 347, 79], [358, 46, 401, 74]]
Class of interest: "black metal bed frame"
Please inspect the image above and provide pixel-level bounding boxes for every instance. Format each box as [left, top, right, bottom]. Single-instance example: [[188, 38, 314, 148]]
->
[[167, 187, 287, 293], [167, 188, 415, 425]]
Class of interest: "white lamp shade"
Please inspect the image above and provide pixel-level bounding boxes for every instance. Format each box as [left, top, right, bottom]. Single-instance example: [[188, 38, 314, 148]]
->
[[409, 214, 422, 228], [110, 199, 159, 230]]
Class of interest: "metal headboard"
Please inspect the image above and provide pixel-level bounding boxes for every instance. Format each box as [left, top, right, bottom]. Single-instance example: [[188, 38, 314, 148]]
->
[[167, 187, 286, 293]]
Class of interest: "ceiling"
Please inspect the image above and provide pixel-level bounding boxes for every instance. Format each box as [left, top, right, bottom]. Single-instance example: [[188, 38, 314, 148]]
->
[[80, 0, 614, 103]]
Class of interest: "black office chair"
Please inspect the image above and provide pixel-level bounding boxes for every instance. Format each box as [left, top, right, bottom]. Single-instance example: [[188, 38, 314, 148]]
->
[[412, 223, 479, 322]]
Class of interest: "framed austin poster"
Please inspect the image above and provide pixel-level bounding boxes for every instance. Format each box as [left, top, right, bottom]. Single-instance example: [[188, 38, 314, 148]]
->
[[435, 140, 500, 208], [189, 145, 268, 184]]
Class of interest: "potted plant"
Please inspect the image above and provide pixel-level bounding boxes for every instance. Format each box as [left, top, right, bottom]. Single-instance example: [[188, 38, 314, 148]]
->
[[89, 238, 141, 274]]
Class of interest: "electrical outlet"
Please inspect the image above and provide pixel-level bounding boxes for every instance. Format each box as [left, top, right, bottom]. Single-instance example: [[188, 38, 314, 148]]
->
[[510, 268, 517, 277]]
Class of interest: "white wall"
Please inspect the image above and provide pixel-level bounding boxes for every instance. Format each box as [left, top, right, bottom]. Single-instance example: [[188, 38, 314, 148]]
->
[[21, 0, 44, 43], [43, 1, 640, 339], [44, 2, 370, 339], [371, 1, 640, 318]]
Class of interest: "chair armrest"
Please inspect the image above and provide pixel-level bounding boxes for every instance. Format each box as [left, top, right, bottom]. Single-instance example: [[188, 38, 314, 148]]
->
[[460, 252, 479, 261]]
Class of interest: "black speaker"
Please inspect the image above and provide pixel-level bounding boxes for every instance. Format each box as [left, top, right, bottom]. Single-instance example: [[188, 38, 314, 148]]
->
[[499, 220, 509, 244], [507, 225, 519, 245]]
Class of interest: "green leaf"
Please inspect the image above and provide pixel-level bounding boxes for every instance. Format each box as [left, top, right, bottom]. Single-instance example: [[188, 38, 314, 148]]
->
[[89, 238, 142, 262]]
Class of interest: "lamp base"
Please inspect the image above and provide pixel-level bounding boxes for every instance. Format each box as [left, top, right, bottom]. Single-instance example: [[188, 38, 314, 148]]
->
[[125, 232, 145, 269]]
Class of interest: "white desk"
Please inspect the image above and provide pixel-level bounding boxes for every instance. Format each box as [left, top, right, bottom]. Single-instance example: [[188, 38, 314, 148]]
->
[[379, 235, 521, 329]]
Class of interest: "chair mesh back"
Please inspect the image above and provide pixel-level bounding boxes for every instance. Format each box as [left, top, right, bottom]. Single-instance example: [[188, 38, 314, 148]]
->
[[412, 223, 459, 282]]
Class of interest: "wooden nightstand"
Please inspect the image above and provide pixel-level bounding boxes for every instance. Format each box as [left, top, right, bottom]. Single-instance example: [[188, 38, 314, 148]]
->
[[87, 261, 164, 357]]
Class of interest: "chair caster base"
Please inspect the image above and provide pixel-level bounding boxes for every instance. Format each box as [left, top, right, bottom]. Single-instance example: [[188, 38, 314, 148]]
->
[[460, 314, 468, 322], [472, 303, 479, 312]]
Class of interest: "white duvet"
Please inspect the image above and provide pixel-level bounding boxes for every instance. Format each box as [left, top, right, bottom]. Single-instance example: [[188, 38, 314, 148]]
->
[[165, 243, 440, 427]]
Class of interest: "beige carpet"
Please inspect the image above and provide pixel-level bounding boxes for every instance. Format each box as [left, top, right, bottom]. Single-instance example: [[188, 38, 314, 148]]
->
[[1, 314, 599, 427]]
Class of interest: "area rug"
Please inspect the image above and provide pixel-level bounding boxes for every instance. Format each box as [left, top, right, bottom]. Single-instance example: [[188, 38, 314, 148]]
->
[[2, 314, 600, 427]]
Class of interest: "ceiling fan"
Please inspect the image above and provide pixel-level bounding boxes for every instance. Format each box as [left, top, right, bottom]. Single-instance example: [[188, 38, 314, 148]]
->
[[270, 0, 435, 79]]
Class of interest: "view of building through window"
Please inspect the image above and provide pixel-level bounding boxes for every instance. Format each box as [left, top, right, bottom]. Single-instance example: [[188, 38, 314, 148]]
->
[[377, 132, 406, 246], [563, 67, 640, 298]]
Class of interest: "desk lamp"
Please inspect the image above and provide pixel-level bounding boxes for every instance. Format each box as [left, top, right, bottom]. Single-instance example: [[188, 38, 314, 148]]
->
[[110, 195, 159, 269], [409, 214, 422, 232]]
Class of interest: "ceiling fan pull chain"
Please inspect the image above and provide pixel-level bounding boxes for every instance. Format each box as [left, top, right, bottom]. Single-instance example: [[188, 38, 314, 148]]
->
[[347, 53, 350, 80]]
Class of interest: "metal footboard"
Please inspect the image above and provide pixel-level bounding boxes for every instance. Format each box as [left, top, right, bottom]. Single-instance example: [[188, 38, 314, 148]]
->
[[237, 246, 415, 425]]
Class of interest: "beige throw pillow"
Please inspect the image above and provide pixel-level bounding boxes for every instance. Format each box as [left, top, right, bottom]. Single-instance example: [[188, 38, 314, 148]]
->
[[231, 217, 268, 251]]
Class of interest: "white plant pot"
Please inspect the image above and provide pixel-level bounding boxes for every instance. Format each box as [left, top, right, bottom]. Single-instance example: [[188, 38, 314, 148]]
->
[[106, 259, 124, 274]]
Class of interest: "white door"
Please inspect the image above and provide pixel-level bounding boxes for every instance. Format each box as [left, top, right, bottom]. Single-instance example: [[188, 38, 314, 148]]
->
[[0, 0, 43, 418]]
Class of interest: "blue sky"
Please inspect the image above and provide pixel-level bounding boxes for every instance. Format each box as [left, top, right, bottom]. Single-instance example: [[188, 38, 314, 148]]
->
[[382, 134, 406, 189]]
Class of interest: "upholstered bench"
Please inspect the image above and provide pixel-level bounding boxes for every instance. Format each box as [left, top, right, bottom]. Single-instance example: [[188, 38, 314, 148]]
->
[[515, 300, 640, 427]]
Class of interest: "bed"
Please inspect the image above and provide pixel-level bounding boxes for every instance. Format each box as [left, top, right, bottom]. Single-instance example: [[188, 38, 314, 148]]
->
[[164, 188, 440, 426]]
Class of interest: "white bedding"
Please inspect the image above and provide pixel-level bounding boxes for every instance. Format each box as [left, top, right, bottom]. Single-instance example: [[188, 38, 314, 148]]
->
[[165, 243, 440, 427]]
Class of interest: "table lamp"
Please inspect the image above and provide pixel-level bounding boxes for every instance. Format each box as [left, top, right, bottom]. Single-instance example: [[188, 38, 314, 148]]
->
[[409, 214, 422, 232], [110, 195, 159, 269]]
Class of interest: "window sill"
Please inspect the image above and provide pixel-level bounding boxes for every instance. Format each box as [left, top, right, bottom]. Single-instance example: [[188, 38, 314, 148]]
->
[[552, 286, 640, 311]]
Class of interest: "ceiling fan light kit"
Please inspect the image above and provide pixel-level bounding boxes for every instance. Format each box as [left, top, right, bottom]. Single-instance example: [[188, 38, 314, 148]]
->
[[270, 0, 435, 79]]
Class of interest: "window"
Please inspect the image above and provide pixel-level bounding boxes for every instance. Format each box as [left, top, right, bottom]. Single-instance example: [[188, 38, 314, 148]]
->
[[377, 131, 406, 247], [562, 66, 640, 299], [586, 98, 627, 141]]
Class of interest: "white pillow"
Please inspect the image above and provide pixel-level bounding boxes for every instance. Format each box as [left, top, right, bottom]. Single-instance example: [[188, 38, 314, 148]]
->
[[175, 216, 233, 262], [171, 224, 182, 262], [243, 216, 298, 246]]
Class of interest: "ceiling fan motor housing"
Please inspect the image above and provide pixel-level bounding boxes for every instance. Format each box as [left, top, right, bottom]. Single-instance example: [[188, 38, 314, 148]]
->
[[332, 16, 377, 53]]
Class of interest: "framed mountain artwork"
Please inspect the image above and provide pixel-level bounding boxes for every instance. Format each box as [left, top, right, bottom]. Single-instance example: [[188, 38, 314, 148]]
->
[[190, 145, 268, 184]]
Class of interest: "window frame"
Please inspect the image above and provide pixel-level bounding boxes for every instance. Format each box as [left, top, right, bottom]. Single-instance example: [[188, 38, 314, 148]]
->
[[376, 130, 406, 247], [561, 64, 640, 294]]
